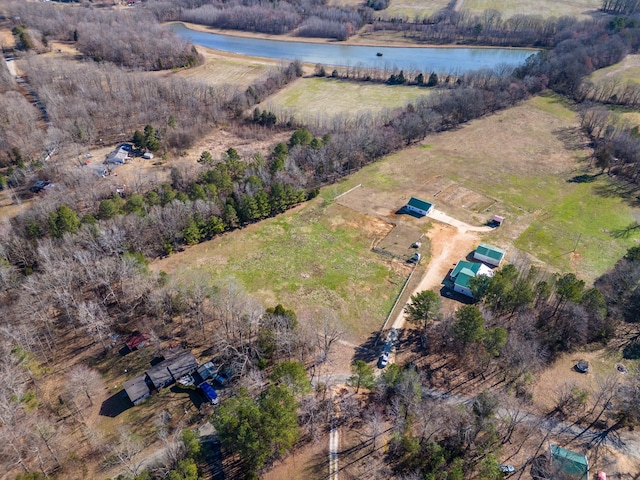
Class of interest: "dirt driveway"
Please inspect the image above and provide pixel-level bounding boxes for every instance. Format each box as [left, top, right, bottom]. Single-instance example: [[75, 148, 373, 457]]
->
[[390, 213, 486, 331]]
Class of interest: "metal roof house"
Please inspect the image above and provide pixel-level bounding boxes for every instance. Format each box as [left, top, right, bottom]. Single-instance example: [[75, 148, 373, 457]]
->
[[123, 374, 151, 406], [550, 445, 589, 480], [405, 197, 434, 217], [146, 349, 198, 390], [450, 260, 494, 297], [474, 243, 506, 267]]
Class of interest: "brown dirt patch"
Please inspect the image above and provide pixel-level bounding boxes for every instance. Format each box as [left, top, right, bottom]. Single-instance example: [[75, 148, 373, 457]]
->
[[532, 349, 631, 414], [374, 224, 425, 260], [434, 184, 495, 212]]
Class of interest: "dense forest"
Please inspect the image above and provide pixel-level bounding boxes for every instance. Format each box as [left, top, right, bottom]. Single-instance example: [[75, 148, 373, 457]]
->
[[3, 1, 640, 479]]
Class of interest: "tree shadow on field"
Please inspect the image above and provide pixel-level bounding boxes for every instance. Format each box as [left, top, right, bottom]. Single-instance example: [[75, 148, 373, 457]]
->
[[553, 126, 588, 151], [352, 332, 383, 364], [592, 178, 640, 207], [567, 172, 601, 183]]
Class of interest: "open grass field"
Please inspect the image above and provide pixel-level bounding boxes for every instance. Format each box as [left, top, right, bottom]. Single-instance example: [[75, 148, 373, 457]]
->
[[265, 77, 431, 123], [328, 93, 639, 282], [385, 0, 451, 20], [153, 199, 410, 340], [169, 51, 269, 88], [462, 0, 603, 19], [590, 54, 640, 86]]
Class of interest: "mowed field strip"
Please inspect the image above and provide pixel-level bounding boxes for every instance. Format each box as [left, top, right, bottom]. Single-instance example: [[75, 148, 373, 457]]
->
[[265, 77, 431, 122], [462, 0, 602, 18]]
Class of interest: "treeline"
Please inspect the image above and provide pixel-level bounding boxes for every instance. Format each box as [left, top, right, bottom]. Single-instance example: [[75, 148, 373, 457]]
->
[[179, 1, 367, 40], [2, 1, 201, 70], [578, 104, 640, 182], [6, 131, 320, 266], [601, 0, 640, 14]]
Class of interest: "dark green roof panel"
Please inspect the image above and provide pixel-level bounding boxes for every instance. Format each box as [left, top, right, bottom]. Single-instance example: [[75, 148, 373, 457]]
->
[[476, 243, 506, 261], [407, 197, 433, 212]]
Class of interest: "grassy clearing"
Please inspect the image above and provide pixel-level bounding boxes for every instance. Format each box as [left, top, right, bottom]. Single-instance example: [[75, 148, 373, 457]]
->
[[515, 176, 638, 276], [154, 199, 408, 339], [590, 54, 640, 85], [462, 0, 602, 19], [385, 0, 451, 20], [338, 93, 638, 282], [265, 77, 431, 121], [172, 55, 268, 88]]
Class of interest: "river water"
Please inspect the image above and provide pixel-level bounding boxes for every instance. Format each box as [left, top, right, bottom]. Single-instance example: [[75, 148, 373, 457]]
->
[[170, 23, 536, 73]]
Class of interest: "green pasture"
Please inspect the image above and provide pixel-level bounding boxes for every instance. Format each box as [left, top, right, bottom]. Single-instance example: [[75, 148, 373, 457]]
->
[[160, 199, 406, 339], [385, 0, 450, 20], [265, 77, 431, 122], [462, 0, 602, 19], [515, 176, 638, 280], [590, 55, 640, 86]]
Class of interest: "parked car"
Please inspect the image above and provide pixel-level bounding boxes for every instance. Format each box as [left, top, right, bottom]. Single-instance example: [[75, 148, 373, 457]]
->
[[499, 464, 515, 473], [409, 252, 421, 263], [30, 180, 53, 193], [378, 352, 389, 368]]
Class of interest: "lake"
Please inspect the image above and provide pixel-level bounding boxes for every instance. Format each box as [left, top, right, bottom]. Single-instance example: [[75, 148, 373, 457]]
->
[[170, 23, 536, 74]]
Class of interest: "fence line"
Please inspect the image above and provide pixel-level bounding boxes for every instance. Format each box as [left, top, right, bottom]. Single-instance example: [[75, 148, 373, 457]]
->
[[334, 183, 362, 200]]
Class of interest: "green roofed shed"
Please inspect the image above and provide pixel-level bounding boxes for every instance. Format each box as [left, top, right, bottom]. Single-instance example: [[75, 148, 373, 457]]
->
[[474, 243, 506, 267], [551, 445, 589, 480], [405, 197, 434, 216]]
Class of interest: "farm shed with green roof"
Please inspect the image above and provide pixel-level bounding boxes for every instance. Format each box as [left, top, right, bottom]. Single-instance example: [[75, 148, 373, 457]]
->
[[473, 243, 506, 267], [550, 445, 589, 480], [405, 197, 434, 217]]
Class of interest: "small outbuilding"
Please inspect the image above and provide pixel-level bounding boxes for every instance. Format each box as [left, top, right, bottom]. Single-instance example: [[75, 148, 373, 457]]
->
[[492, 215, 505, 226], [550, 445, 589, 480], [473, 243, 506, 267], [405, 197, 434, 217], [450, 260, 494, 297], [125, 332, 150, 351], [123, 374, 151, 405]]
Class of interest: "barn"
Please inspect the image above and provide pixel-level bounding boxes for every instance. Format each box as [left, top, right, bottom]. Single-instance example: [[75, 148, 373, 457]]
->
[[473, 243, 506, 267], [405, 197, 434, 217], [450, 260, 494, 297]]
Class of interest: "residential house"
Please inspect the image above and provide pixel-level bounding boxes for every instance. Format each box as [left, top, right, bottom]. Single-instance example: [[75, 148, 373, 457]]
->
[[450, 260, 494, 297], [123, 374, 151, 406]]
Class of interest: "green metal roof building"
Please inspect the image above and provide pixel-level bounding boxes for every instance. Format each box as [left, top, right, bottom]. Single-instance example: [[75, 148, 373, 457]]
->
[[473, 243, 506, 267], [450, 260, 493, 297], [405, 197, 434, 217], [551, 445, 589, 480]]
